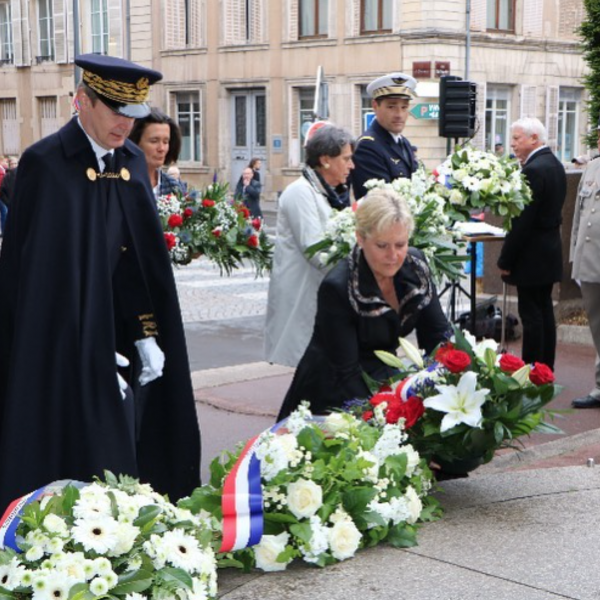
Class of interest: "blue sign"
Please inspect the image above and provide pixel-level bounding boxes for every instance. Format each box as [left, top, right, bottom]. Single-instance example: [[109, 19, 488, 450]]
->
[[364, 111, 375, 131]]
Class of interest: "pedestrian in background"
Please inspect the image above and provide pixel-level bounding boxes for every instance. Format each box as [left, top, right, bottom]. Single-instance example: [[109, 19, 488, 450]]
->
[[235, 166, 262, 218], [570, 120, 600, 408], [0, 54, 201, 511], [351, 72, 419, 199], [265, 125, 354, 367], [129, 107, 183, 198], [497, 118, 566, 370]]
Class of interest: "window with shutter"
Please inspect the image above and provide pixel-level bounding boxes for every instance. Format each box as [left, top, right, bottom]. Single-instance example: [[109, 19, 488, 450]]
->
[[37, 0, 54, 62], [0, 1, 13, 63], [90, 0, 108, 54], [173, 90, 202, 163], [360, 0, 391, 34], [10, 0, 23, 66], [1, 99, 20, 155], [486, 0, 515, 32], [38, 96, 61, 138], [555, 87, 581, 161]]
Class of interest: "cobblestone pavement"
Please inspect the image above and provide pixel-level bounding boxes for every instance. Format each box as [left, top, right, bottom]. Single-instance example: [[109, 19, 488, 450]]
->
[[173, 256, 270, 324]]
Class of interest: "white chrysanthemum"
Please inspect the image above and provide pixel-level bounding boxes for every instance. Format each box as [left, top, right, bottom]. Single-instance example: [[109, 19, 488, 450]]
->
[[92, 556, 113, 577], [72, 517, 119, 554], [25, 544, 45, 562], [143, 534, 169, 570], [125, 594, 146, 600], [162, 529, 205, 573], [49, 552, 87, 583], [89, 577, 109, 596], [301, 516, 329, 564], [43, 514, 68, 537], [73, 484, 112, 520]]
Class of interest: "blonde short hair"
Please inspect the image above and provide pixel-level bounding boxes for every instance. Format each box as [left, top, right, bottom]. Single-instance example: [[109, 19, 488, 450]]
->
[[355, 188, 414, 239]]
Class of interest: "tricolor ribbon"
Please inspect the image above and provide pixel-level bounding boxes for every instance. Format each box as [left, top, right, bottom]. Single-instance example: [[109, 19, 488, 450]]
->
[[395, 363, 440, 402], [0, 480, 86, 552], [219, 416, 325, 553]]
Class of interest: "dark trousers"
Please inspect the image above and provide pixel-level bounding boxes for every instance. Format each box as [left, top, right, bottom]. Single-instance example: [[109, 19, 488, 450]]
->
[[516, 284, 556, 370]]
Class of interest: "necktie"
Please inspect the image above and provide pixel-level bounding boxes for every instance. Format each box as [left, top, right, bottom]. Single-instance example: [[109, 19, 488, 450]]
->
[[398, 138, 411, 166], [102, 152, 114, 173]]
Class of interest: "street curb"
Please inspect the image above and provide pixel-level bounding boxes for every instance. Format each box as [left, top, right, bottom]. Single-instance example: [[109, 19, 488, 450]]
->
[[476, 427, 600, 473], [195, 391, 279, 418], [191, 362, 294, 389], [557, 324, 593, 346]]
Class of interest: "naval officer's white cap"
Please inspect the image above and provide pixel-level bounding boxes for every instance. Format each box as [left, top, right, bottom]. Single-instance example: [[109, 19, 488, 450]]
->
[[367, 73, 418, 100]]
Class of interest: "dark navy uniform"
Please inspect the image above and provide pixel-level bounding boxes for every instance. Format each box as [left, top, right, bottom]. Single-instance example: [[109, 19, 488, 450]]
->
[[351, 119, 418, 199]]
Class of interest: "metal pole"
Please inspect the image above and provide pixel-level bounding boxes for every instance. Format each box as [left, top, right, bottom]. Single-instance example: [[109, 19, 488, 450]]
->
[[465, 0, 471, 79], [73, 0, 80, 84]]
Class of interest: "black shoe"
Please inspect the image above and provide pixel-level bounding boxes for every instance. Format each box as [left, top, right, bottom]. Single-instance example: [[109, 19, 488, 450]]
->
[[571, 394, 600, 409]]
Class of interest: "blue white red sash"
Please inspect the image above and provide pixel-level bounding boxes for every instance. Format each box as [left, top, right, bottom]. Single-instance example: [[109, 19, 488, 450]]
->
[[0, 480, 85, 552]]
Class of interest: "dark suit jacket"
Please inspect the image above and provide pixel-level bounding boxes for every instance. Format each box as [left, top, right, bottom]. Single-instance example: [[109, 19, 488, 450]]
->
[[278, 248, 450, 419], [497, 147, 566, 286], [351, 119, 418, 199]]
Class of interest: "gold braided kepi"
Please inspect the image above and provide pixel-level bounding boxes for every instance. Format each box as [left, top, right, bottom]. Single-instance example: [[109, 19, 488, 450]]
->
[[75, 53, 162, 118], [367, 73, 418, 100]]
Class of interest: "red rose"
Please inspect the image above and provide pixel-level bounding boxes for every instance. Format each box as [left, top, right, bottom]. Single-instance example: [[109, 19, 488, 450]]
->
[[212, 228, 222, 238], [238, 205, 250, 218], [202, 199, 215, 208], [499, 353, 525, 374], [362, 411, 374, 422], [439, 349, 471, 373], [435, 342, 455, 363], [247, 234, 259, 248], [168, 214, 183, 228], [251, 218, 262, 230], [183, 207, 194, 220], [379, 384, 392, 393], [164, 232, 177, 251], [369, 391, 396, 407], [529, 362, 555, 385], [385, 396, 425, 429]]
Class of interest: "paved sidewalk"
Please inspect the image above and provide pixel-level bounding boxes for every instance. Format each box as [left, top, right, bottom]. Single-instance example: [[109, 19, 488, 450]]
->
[[191, 337, 600, 600]]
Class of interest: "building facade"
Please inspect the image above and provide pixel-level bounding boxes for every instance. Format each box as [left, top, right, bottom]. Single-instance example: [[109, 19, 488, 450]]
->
[[0, 0, 588, 198]]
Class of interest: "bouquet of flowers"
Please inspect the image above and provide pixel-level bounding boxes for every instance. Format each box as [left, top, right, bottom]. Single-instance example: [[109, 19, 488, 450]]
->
[[0, 473, 217, 600], [305, 168, 467, 283], [350, 329, 562, 471], [182, 405, 439, 572], [158, 182, 273, 275], [434, 144, 532, 231]]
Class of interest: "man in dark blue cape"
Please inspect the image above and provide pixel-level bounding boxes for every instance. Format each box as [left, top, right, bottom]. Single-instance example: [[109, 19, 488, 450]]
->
[[0, 54, 201, 510]]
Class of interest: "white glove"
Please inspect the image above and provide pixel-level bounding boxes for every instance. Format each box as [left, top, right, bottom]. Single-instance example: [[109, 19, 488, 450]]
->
[[135, 337, 165, 386], [115, 352, 130, 400]]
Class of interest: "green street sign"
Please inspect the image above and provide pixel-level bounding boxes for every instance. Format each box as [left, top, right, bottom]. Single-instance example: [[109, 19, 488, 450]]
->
[[410, 103, 440, 120]]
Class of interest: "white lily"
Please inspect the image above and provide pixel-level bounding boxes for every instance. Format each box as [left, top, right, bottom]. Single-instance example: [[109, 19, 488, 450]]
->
[[511, 364, 532, 386], [423, 371, 489, 432], [398, 337, 424, 369]]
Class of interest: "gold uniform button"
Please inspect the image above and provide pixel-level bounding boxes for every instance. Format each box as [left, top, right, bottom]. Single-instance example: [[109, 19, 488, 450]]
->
[[120, 246, 128, 253]]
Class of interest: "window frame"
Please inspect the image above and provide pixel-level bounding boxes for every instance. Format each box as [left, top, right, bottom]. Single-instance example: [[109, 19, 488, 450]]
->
[[90, 0, 109, 55], [484, 86, 511, 155], [486, 0, 515, 33], [173, 90, 203, 164], [557, 88, 581, 164], [0, 1, 13, 64], [37, 0, 55, 61], [298, 0, 327, 40], [360, 0, 392, 35]]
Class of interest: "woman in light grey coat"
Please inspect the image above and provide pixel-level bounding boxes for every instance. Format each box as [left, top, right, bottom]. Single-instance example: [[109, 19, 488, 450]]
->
[[265, 126, 354, 367]]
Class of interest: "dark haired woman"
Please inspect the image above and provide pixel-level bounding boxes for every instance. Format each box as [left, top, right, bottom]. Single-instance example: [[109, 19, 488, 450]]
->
[[129, 108, 183, 197]]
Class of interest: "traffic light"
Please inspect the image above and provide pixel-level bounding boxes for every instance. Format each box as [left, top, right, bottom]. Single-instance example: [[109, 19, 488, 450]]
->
[[438, 76, 477, 139]]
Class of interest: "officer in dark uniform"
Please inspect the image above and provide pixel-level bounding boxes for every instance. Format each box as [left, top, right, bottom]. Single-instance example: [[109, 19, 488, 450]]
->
[[351, 72, 419, 199], [0, 54, 201, 509]]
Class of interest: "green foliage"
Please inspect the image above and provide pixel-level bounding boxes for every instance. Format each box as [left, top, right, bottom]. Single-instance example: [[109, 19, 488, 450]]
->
[[579, 0, 600, 146]]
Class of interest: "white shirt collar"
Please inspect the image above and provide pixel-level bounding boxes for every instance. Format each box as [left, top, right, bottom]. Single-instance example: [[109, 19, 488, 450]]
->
[[524, 144, 547, 164], [76, 117, 114, 170]]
